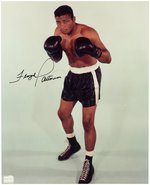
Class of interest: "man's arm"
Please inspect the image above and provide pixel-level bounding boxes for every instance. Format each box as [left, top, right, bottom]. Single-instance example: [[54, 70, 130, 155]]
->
[[81, 27, 112, 63]]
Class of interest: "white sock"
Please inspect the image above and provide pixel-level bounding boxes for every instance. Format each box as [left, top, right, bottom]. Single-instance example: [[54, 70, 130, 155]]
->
[[86, 150, 94, 157], [66, 132, 75, 138]]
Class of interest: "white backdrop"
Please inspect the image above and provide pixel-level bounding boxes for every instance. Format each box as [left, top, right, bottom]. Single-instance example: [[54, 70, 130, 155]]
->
[[2, 1, 148, 184]]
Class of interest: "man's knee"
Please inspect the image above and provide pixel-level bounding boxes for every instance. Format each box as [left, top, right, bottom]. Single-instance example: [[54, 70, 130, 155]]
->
[[83, 116, 94, 132], [57, 108, 70, 121], [57, 108, 64, 120]]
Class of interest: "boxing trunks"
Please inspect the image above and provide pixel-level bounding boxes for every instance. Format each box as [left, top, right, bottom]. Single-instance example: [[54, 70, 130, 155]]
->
[[61, 62, 102, 107]]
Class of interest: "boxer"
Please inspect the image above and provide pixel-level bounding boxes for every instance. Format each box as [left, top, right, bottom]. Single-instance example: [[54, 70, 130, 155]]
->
[[44, 5, 111, 184]]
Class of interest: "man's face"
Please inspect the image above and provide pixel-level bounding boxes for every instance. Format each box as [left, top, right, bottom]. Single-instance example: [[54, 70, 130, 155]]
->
[[55, 14, 75, 35]]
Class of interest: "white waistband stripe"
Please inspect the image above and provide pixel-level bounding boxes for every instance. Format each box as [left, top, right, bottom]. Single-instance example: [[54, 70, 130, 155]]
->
[[70, 61, 99, 74], [92, 70, 99, 105]]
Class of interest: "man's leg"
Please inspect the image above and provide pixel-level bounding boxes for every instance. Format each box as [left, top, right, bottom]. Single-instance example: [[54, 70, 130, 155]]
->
[[78, 105, 97, 184], [57, 99, 76, 133], [82, 106, 97, 152], [57, 99, 81, 160]]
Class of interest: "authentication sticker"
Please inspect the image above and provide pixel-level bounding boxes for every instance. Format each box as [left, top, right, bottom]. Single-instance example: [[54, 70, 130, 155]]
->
[[3, 175, 14, 184]]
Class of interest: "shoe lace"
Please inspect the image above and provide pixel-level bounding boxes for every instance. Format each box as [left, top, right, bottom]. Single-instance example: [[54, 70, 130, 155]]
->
[[79, 159, 90, 181], [60, 145, 71, 157]]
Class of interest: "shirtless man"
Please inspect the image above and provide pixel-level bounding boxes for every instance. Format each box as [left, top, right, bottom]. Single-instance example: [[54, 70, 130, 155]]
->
[[44, 5, 111, 184]]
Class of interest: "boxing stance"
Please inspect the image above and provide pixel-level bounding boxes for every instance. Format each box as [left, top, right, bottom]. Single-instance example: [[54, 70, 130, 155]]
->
[[44, 5, 111, 184]]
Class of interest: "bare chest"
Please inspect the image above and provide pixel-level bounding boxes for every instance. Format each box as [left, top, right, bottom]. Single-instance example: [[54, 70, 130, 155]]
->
[[61, 35, 80, 56]]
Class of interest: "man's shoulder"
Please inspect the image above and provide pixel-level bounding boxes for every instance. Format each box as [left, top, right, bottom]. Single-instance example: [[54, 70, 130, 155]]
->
[[54, 27, 60, 35], [78, 23, 97, 35], [77, 23, 93, 30]]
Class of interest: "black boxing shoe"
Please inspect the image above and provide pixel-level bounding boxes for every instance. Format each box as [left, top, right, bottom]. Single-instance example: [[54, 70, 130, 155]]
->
[[78, 159, 94, 184], [58, 143, 81, 161]]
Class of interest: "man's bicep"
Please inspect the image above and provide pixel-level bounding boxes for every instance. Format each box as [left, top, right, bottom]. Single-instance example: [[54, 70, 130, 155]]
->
[[91, 30, 107, 50], [54, 27, 61, 36], [54, 29, 58, 36], [82, 27, 107, 50]]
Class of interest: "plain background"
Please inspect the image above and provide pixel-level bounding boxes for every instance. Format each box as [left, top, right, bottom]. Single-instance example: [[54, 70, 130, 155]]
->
[[1, 1, 148, 184]]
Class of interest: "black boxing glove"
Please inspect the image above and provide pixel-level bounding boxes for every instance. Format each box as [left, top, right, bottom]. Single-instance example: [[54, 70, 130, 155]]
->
[[44, 36, 63, 62], [75, 37, 102, 59]]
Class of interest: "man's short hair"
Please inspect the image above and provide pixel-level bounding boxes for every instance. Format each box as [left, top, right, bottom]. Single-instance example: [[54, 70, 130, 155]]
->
[[54, 5, 74, 18]]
